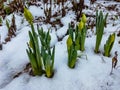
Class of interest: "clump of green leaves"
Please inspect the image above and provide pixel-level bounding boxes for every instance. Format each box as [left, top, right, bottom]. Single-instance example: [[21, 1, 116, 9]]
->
[[24, 8, 55, 78], [95, 11, 108, 53], [26, 25, 43, 76], [38, 28, 55, 78], [67, 14, 87, 68], [104, 33, 115, 57], [27, 27, 55, 77]]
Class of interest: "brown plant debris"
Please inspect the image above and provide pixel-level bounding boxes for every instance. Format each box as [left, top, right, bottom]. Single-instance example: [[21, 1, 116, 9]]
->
[[110, 51, 118, 74], [13, 63, 31, 78]]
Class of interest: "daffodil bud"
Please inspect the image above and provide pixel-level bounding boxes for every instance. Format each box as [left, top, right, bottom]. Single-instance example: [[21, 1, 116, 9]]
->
[[67, 36, 73, 48], [110, 33, 115, 43], [78, 21, 84, 30], [29, 40, 33, 49], [82, 14, 87, 23], [24, 7, 33, 24]]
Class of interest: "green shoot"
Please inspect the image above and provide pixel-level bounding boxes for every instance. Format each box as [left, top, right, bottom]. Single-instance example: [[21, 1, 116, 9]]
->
[[104, 33, 115, 57], [95, 11, 108, 53]]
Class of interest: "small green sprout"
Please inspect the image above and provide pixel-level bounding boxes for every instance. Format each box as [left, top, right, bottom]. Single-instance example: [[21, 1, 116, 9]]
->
[[104, 33, 115, 57]]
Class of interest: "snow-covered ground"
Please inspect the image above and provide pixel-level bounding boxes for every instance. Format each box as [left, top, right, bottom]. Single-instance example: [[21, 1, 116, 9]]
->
[[0, 0, 120, 90]]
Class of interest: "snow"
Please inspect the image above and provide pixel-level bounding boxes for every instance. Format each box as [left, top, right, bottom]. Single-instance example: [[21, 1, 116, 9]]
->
[[56, 26, 68, 38], [29, 6, 45, 18], [50, 31, 58, 47], [0, 0, 120, 90], [61, 11, 76, 26], [0, 26, 8, 42]]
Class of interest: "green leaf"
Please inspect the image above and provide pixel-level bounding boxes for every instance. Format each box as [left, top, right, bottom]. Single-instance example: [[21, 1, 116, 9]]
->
[[51, 46, 55, 70], [68, 49, 77, 68], [45, 55, 52, 78], [6, 20, 10, 30]]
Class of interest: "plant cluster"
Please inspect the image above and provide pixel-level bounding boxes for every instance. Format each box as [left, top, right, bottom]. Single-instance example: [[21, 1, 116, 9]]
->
[[94, 11, 115, 56], [66, 10, 115, 69], [23, 4, 117, 77], [95, 11, 108, 53], [26, 24, 43, 76], [24, 8, 55, 78], [67, 14, 87, 68], [38, 27, 55, 78], [77, 14, 87, 51], [67, 25, 77, 68]]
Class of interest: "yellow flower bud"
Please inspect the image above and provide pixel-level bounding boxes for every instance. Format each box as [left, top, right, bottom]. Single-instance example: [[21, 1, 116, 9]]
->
[[78, 21, 84, 30], [110, 33, 115, 43], [67, 36, 73, 48], [82, 14, 87, 23], [24, 7, 33, 24], [29, 40, 33, 49]]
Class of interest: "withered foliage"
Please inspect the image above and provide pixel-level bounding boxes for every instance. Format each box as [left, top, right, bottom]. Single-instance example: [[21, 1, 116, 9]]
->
[[8, 0, 24, 13], [110, 51, 118, 74], [114, 0, 120, 2], [13, 63, 32, 78], [72, 0, 85, 21], [43, 0, 52, 23], [90, 0, 96, 4], [0, 35, 2, 50], [117, 30, 120, 37], [0, 0, 24, 18], [5, 15, 16, 42], [41, 0, 67, 27]]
